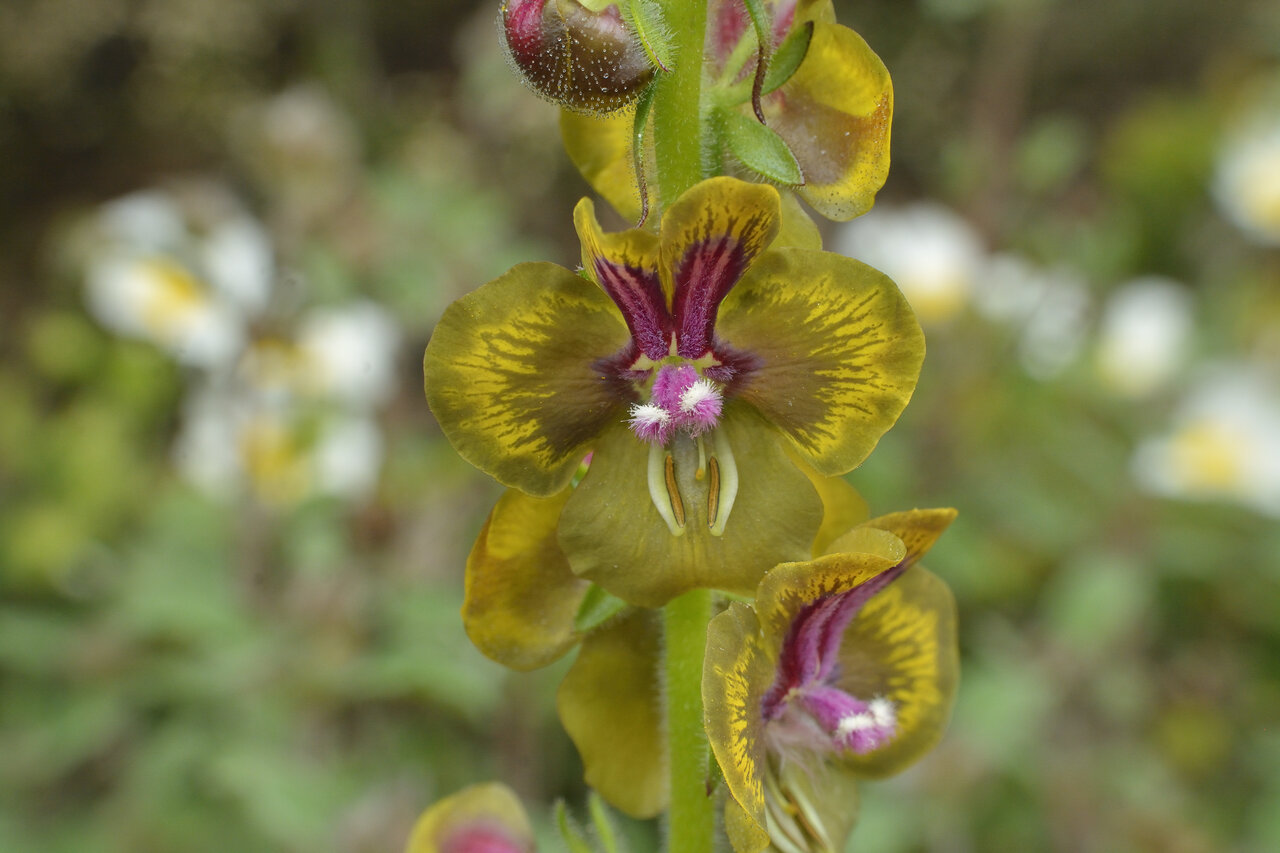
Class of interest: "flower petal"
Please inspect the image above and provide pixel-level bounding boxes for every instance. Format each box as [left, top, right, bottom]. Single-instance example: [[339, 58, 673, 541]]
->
[[462, 488, 588, 671], [767, 22, 892, 221], [772, 190, 824, 251], [723, 795, 770, 853], [704, 601, 773, 844], [717, 248, 924, 476], [574, 197, 670, 360], [406, 782, 534, 853], [660, 177, 781, 358], [754, 546, 902, 649], [557, 610, 666, 818], [560, 108, 642, 222], [839, 507, 958, 566], [834, 566, 959, 778], [558, 404, 823, 607], [423, 262, 632, 496], [796, 465, 869, 557]]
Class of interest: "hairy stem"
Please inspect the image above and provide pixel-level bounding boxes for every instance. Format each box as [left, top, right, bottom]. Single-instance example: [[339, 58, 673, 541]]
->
[[664, 587, 716, 853]]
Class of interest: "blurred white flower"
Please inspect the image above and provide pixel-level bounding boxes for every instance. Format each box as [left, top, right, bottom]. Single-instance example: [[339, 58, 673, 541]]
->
[[172, 299, 400, 506], [833, 202, 985, 324], [83, 184, 274, 369], [1133, 366, 1280, 516], [85, 254, 246, 368], [1094, 277, 1195, 397], [173, 384, 387, 506], [977, 253, 1092, 379], [296, 301, 401, 407], [1214, 111, 1280, 246]]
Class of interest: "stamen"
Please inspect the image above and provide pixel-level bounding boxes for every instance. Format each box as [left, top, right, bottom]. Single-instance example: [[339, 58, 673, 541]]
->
[[706, 456, 720, 524], [646, 443, 686, 536], [695, 434, 707, 480], [664, 453, 686, 529], [707, 428, 740, 536]]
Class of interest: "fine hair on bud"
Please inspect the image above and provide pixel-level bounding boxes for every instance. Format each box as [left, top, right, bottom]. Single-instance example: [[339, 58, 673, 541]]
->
[[499, 0, 655, 115]]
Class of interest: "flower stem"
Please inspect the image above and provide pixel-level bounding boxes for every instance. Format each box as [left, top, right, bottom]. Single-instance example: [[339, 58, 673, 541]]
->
[[651, 0, 709, 206], [663, 587, 715, 853]]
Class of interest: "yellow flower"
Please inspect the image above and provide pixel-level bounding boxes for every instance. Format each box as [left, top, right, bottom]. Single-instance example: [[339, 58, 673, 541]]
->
[[406, 783, 534, 853], [424, 177, 922, 606], [703, 509, 960, 852]]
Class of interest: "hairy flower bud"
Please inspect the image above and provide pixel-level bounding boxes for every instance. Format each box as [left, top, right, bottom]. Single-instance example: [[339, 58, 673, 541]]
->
[[500, 0, 654, 114]]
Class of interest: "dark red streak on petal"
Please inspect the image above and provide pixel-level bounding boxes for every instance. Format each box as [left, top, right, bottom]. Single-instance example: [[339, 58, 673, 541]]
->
[[592, 258, 672, 360]]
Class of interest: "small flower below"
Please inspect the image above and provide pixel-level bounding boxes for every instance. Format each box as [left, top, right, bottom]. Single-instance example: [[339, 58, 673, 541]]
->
[[405, 782, 535, 853]]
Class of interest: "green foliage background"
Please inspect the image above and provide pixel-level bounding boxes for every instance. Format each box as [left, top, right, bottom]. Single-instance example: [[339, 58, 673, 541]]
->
[[2, 1, 1279, 851]]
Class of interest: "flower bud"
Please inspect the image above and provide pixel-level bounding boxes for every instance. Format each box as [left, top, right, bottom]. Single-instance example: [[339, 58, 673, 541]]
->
[[500, 0, 654, 114]]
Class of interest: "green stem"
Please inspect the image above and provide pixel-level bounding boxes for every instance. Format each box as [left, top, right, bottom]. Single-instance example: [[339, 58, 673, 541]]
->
[[651, 0, 709, 207], [663, 587, 716, 853]]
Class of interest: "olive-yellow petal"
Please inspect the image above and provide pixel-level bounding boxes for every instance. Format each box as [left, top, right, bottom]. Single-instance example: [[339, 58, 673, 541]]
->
[[840, 507, 959, 564], [557, 610, 666, 818], [660, 178, 780, 355], [423, 262, 631, 496], [560, 108, 642, 222], [704, 601, 773, 842], [462, 488, 588, 671], [558, 405, 823, 607], [717, 248, 924, 476], [767, 23, 892, 221]]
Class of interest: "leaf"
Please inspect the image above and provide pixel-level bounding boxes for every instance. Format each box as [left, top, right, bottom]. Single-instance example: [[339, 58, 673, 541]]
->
[[556, 800, 595, 853], [574, 584, 629, 634], [762, 22, 813, 95], [621, 0, 673, 72], [588, 793, 622, 853], [719, 109, 804, 186]]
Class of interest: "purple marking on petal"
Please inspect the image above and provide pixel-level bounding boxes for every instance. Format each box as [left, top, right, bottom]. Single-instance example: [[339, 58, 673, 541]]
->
[[672, 234, 748, 359], [592, 258, 672, 360], [801, 685, 868, 732], [762, 562, 910, 720], [763, 594, 841, 718], [813, 563, 908, 682]]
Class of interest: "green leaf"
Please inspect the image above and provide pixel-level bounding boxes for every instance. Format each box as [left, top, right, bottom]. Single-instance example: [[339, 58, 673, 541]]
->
[[574, 584, 629, 634], [556, 800, 595, 853], [719, 109, 804, 186], [588, 792, 622, 853], [762, 22, 813, 95], [620, 0, 674, 72]]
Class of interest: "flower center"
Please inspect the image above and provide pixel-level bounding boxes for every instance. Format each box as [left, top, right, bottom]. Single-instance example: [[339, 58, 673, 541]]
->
[[627, 363, 724, 445], [766, 684, 898, 758]]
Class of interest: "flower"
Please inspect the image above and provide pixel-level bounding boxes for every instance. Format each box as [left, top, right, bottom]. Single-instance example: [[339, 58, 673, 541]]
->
[[423, 176, 923, 606], [832, 202, 986, 325], [1093, 277, 1193, 398], [405, 782, 534, 853], [173, 301, 400, 506], [561, 0, 892, 221], [1213, 94, 1280, 246], [975, 253, 1091, 380], [82, 184, 273, 368], [460, 469, 870, 819], [1132, 364, 1280, 517], [703, 509, 959, 853]]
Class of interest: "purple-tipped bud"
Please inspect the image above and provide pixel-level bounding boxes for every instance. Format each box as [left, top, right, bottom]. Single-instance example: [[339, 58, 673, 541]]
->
[[499, 0, 655, 114]]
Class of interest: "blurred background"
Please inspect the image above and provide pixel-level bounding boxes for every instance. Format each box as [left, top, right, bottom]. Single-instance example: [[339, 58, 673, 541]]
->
[[2, 0, 1279, 851]]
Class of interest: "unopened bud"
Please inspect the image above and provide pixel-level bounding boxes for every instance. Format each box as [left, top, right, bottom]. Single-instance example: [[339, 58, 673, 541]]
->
[[500, 0, 654, 114]]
